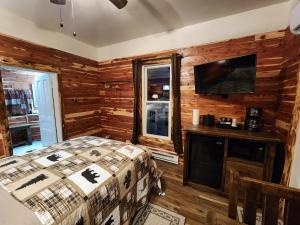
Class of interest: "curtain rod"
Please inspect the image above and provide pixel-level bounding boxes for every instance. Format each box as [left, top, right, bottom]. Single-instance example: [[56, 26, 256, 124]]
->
[[139, 53, 184, 62]]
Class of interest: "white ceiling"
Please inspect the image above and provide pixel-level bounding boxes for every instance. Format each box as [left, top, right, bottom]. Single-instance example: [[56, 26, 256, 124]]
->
[[0, 0, 288, 47]]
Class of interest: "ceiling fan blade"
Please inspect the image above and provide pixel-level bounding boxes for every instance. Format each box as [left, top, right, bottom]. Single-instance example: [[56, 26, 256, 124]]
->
[[109, 0, 128, 9], [50, 0, 66, 5]]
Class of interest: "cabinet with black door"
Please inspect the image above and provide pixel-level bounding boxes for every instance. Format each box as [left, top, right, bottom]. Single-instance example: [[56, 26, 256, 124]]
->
[[183, 125, 281, 194], [187, 134, 224, 189]]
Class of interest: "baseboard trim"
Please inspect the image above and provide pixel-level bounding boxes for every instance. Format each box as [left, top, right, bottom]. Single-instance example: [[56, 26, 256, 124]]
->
[[151, 150, 179, 164]]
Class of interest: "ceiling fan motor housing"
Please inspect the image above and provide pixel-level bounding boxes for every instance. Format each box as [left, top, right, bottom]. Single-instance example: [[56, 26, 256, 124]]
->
[[50, 0, 66, 5], [109, 0, 128, 9]]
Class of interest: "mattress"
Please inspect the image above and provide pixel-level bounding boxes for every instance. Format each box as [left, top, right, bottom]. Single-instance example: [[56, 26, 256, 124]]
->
[[0, 136, 161, 225]]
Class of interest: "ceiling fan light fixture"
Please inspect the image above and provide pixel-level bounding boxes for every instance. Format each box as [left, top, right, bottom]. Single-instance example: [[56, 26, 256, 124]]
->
[[109, 0, 128, 9], [50, 0, 66, 5]]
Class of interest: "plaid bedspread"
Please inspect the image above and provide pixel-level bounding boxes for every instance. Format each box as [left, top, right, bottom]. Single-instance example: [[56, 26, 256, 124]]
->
[[0, 136, 161, 225]]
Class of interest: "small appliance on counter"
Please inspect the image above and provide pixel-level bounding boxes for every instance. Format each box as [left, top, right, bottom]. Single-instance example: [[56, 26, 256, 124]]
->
[[217, 117, 241, 130], [244, 107, 263, 132], [202, 114, 215, 127]]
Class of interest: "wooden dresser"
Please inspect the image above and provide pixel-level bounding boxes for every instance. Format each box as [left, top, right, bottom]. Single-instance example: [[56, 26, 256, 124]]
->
[[183, 125, 281, 194]]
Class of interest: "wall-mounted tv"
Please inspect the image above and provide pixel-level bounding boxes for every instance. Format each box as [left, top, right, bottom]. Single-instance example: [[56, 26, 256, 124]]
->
[[194, 54, 257, 94]]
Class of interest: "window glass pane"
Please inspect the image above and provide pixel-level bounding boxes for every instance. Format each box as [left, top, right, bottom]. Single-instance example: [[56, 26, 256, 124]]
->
[[147, 66, 170, 101], [146, 103, 169, 137]]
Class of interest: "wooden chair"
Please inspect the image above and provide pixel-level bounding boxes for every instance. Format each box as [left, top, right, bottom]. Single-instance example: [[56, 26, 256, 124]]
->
[[206, 211, 246, 225], [206, 170, 300, 225]]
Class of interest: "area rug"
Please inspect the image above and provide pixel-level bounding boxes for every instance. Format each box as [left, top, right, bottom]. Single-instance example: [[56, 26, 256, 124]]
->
[[132, 203, 186, 225], [237, 206, 283, 225]]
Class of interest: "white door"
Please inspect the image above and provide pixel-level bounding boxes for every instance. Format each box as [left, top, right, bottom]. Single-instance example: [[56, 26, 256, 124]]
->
[[35, 74, 58, 146]]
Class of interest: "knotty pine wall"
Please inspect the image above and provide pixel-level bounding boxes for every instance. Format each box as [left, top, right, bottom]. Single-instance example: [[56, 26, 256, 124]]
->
[[98, 30, 293, 152], [1, 71, 36, 90], [0, 28, 299, 156], [276, 30, 300, 141], [0, 34, 101, 156]]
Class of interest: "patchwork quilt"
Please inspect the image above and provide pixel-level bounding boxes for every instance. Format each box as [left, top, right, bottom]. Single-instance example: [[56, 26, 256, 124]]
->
[[0, 136, 161, 225]]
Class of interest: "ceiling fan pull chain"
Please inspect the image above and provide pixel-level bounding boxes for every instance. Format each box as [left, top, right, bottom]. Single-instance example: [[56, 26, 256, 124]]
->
[[59, 6, 63, 28], [50, 0, 128, 37], [71, 0, 76, 36]]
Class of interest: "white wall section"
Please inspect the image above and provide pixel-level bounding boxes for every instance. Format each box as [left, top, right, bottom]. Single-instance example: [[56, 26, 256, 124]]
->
[[0, 7, 97, 60], [97, 2, 290, 61]]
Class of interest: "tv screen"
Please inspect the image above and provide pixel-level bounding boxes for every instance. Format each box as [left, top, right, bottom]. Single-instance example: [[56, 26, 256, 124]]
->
[[194, 54, 256, 94]]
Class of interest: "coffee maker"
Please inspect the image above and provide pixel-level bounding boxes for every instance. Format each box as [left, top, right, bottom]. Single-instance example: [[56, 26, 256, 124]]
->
[[244, 107, 263, 132]]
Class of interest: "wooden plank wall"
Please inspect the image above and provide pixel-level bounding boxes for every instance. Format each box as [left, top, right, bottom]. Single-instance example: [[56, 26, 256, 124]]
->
[[0, 75, 10, 157], [179, 32, 285, 133], [282, 62, 300, 185], [0, 29, 299, 158], [97, 58, 134, 142], [98, 30, 288, 152], [0, 34, 101, 156], [275, 30, 300, 141], [278, 29, 300, 185], [1, 71, 36, 90], [98, 53, 177, 151]]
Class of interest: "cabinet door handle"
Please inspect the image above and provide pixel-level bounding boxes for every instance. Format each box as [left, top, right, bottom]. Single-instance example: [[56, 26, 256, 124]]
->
[[216, 141, 223, 145]]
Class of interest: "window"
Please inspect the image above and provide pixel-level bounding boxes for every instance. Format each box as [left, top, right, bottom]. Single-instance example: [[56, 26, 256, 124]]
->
[[142, 64, 172, 140]]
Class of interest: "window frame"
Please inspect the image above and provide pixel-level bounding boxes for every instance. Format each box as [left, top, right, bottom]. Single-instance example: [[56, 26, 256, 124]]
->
[[142, 64, 172, 140]]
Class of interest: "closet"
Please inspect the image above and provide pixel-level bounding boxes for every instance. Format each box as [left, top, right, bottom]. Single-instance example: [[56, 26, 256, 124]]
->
[[2, 70, 41, 152]]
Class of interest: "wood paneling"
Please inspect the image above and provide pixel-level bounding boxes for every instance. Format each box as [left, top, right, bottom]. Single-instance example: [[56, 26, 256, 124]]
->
[[0, 34, 100, 156], [275, 30, 300, 141], [98, 30, 288, 152], [0, 28, 299, 165], [0, 75, 10, 156], [99, 55, 175, 150], [1, 71, 36, 90], [98, 58, 134, 142], [279, 30, 300, 185]]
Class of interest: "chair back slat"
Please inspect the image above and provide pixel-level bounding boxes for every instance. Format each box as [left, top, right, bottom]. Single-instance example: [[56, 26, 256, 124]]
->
[[262, 195, 279, 225], [228, 170, 300, 225], [243, 188, 258, 225], [240, 177, 300, 201], [284, 199, 300, 225], [228, 169, 239, 219]]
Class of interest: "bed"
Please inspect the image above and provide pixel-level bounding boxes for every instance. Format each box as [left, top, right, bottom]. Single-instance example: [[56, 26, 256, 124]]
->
[[0, 136, 161, 225]]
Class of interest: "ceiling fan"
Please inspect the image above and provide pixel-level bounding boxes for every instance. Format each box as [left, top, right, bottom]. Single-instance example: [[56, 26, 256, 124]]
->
[[50, 0, 128, 9], [50, 0, 128, 36]]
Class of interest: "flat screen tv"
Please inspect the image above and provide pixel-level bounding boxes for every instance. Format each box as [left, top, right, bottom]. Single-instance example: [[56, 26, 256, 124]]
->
[[194, 54, 256, 94]]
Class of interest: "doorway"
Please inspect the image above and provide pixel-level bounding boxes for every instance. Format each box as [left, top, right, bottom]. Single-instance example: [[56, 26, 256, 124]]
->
[[0, 65, 63, 156]]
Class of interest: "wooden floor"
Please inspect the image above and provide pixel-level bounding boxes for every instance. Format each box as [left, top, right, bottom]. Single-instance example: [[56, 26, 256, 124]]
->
[[151, 159, 229, 225]]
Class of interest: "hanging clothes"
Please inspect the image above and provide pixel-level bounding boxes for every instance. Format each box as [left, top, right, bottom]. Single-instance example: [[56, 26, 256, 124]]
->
[[4, 89, 34, 116]]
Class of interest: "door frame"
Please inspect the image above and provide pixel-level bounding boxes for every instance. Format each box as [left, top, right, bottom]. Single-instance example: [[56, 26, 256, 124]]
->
[[51, 73, 63, 142], [0, 65, 64, 156]]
